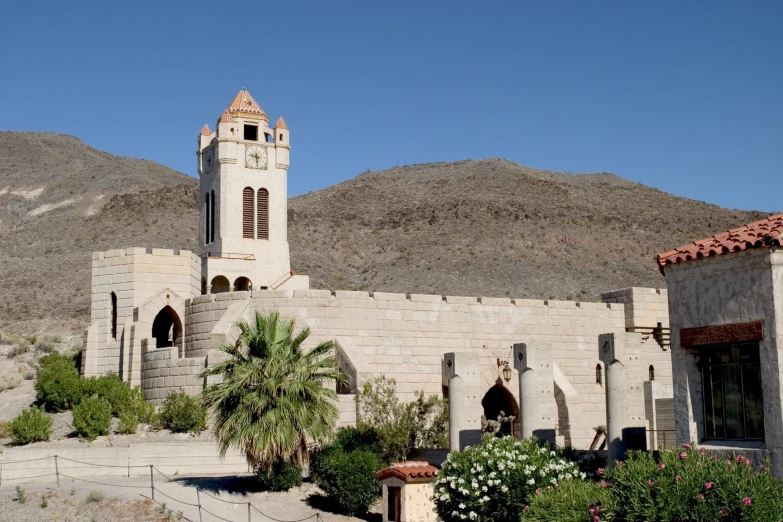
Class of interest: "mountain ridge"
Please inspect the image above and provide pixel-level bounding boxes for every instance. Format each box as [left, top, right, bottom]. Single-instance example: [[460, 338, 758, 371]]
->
[[0, 132, 770, 333]]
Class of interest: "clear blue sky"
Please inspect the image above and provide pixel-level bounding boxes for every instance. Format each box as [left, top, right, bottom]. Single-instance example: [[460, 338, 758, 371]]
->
[[1, 1, 781, 211]]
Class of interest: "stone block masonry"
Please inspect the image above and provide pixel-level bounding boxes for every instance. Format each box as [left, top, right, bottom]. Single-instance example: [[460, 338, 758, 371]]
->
[[140, 344, 205, 404], [185, 287, 672, 449]]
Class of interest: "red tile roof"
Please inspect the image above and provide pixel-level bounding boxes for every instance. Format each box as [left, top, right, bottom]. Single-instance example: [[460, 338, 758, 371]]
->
[[200, 124, 212, 136], [657, 214, 783, 274], [275, 116, 288, 129], [217, 110, 235, 123], [226, 89, 268, 122], [376, 461, 438, 482]]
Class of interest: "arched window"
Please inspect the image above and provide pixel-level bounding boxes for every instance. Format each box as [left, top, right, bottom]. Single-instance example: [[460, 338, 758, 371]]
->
[[210, 275, 231, 294], [204, 193, 210, 245], [242, 187, 254, 238], [110, 292, 117, 340], [257, 188, 269, 240], [649, 365, 655, 381], [210, 190, 216, 243], [279, 134, 283, 142], [596, 364, 603, 385], [234, 276, 252, 291], [152, 306, 182, 349]]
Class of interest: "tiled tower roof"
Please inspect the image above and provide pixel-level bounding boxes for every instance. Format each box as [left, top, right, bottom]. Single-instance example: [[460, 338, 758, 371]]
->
[[376, 461, 438, 482], [275, 117, 288, 129], [226, 89, 268, 122], [657, 214, 783, 274], [217, 110, 235, 123], [200, 124, 211, 136]]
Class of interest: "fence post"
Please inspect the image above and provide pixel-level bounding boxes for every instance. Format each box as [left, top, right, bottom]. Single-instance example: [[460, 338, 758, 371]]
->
[[196, 487, 203, 522], [149, 465, 154, 501], [247, 502, 251, 522], [54, 455, 60, 488]]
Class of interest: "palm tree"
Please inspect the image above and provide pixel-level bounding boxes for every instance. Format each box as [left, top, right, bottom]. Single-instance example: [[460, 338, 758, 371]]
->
[[200, 310, 345, 468]]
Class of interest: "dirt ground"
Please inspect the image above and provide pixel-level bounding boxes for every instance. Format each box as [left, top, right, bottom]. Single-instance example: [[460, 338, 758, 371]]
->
[[0, 475, 381, 522]]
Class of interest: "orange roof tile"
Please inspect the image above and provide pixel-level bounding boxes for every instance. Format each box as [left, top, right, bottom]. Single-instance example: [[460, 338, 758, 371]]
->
[[217, 110, 235, 124], [376, 461, 438, 482], [200, 124, 211, 136], [226, 89, 268, 121], [275, 116, 288, 129], [657, 214, 783, 274]]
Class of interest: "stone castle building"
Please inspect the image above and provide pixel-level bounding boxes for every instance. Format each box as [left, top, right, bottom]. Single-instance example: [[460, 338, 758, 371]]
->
[[84, 89, 675, 452]]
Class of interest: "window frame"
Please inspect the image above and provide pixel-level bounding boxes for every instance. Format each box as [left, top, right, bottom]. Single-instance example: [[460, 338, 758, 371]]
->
[[700, 342, 764, 442]]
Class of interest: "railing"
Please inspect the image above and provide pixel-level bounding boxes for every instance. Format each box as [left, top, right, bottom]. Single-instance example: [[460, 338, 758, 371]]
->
[[0, 455, 321, 522]]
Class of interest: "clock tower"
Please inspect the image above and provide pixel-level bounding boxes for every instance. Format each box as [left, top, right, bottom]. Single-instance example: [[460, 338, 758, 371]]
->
[[196, 89, 307, 294]]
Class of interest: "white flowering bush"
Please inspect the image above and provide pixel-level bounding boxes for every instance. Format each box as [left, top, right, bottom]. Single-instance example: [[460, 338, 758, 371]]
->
[[433, 436, 584, 522]]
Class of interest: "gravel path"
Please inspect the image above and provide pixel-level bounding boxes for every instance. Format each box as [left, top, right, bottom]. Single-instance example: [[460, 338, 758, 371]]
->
[[0, 474, 381, 522]]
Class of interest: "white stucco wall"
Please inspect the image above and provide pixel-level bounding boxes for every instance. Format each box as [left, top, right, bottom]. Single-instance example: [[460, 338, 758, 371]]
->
[[664, 247, 783, 473]]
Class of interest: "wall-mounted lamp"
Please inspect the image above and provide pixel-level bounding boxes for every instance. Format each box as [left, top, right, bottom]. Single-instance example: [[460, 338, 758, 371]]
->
[[497, 358, 512, 382]]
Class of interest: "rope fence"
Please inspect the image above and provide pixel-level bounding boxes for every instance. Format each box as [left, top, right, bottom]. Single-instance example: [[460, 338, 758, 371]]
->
[[0, 455, 322, 522]]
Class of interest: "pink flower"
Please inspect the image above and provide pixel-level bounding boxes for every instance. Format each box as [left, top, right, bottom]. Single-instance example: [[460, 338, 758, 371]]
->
[[597, 468, 605, 476], [675, 475, 681, 481], [535, 488, 541, 495], [679, 452, 688, 460], [736, 455, 745, 463], [647, 480, 654, 488], [704, 482, 713, 489], [744, 458, 752, 466], [710, 455, 718, 461], [658, 463, 665, 470], [699, 448, 707, 455], [593, 517, 600, 522], [698, 494, 705, 501], [683, 443, 692, 450], [743, 497, 752, 505], [599, 481, 609, 489]]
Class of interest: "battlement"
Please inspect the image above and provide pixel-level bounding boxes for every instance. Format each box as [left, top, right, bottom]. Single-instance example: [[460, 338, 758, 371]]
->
[[92, 247, 197, 265], [186, 287, 649, 311]]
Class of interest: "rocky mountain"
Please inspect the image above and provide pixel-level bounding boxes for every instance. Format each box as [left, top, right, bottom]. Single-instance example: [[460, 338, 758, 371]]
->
[[0, 132, 770, 333]]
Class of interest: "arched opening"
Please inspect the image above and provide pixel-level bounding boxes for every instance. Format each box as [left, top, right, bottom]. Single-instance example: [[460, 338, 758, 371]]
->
[[242, 187, 254, 238], [257, 188, 269, 240], [596, 364, 603, 385], [151, 306, 182, 349], [110, 292, 118, 340], [211, 275, 230, 294], [482, 384, 519, 437], [234, 276, 252, 291], [649, 365, 655, 381]]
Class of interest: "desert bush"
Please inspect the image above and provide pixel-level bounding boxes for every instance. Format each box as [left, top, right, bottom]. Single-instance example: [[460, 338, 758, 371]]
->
[[0, 371, 23, 391], [433, 436, 583, 522], [8, 341, 30, 358], [607, 444, 783, 522], [16, 486, 26, 504], [255, 459, 303, 492], [81, 374, 132, 415], [9, 407, 53, 445], [155, 390, 206, 433], [356, 375, 449, 462], [312, 447, 383, 515], [0, 421, 10, 438], [522, 478, 612, 522], [86, 489, 105, 503], [72, 394, 112, 441], [116, 386, 154, 434], [117, 410, 139, 435], [35, 352, 81, 411]]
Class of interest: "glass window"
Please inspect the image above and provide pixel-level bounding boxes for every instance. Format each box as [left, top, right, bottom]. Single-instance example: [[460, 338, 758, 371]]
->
[[701, 343, 763, 441]]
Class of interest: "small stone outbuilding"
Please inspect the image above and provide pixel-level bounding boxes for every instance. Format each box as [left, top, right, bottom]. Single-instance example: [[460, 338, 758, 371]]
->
[[376, 461, 439, 522], [658, 214, 783, 475]]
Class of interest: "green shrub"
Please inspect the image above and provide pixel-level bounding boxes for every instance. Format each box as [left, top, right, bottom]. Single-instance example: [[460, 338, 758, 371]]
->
[[522, 478, 612, 522], [356, 375, 449, 463], [81, 374, 132, 415], [255, 459, 303, 492], [312, 448, 383, 515], [72, 395, 112, 441], [9, 407, 52, 445], [156, 390, 206, 433], [35, 352, 81, 412], [607, 444, 783, 522], [86, 489, 105, 503], [116, 410, 139, 435], [115, 386, 154, 434], [433, 436, 583, 522]]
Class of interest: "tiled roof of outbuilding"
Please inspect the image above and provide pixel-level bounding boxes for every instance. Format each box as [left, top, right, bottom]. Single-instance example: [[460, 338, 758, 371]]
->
[[657, 214, 783, 274], [376, 461, 438, 482]]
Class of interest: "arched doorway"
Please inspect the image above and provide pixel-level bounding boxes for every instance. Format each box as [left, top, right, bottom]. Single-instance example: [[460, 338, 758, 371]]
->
[[482, 384, 520, 437], [211, 275, 230, 294], [152, 306, 182, 348], [234, 276, 252, 291]]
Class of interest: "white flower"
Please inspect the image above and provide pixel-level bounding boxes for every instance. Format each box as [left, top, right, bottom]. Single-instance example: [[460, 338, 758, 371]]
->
[[527, 478, 535, 485]]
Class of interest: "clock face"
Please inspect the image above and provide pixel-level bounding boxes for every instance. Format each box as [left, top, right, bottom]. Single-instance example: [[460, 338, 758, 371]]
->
[[204, 148, 214, 173], [245, 145, 267, 169]]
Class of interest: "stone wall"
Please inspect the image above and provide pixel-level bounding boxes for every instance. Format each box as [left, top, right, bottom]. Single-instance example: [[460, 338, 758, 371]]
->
[[664, 248, 782, 474], [140, 344, 205, 404], [185, 287, 673, 448], [0, 441, 247, 486], [86, 248, 200, 377]]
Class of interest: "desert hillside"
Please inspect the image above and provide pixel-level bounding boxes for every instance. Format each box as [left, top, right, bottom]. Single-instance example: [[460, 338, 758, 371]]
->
[[0, 132, 770, 333]]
